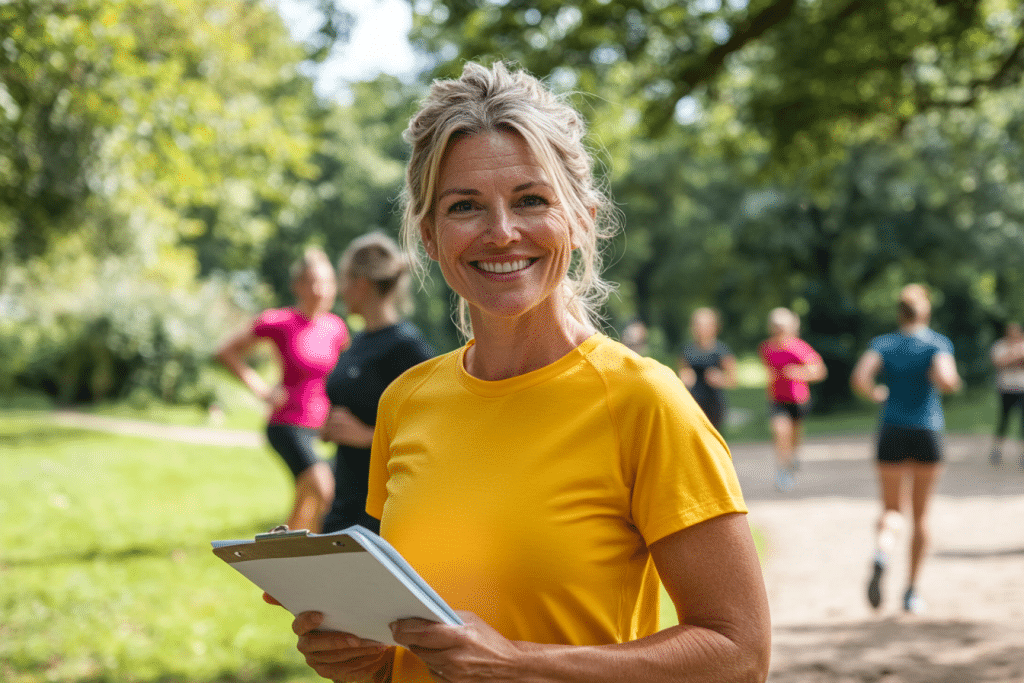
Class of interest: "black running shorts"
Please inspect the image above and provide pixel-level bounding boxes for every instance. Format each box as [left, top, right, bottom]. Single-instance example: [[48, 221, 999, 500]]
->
[[265, 423, 322, 478], [876, 423, 943, 464]]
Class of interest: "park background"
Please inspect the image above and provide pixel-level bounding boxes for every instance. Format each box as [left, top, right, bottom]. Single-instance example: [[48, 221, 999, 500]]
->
[[2, 1, 1023, 681]]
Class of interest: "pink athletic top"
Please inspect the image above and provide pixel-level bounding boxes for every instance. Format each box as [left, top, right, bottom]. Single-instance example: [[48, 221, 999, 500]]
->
[[253, 308, 349, 428], [759, 336, 822, 405]]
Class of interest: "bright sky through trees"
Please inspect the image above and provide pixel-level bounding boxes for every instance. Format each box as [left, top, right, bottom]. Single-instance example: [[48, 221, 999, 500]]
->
[[270, 0, 419, 101]]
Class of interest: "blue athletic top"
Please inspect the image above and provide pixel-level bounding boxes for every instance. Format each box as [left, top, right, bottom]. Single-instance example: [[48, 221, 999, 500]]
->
[[870, 328, 954, 431]]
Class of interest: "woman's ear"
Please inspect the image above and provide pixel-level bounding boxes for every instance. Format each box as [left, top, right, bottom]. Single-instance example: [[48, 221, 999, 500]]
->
[[421, 217, 439, 261]]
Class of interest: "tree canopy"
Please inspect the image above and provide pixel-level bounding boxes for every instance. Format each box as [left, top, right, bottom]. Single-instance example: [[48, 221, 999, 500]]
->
[[2, 0, 1023, 409]]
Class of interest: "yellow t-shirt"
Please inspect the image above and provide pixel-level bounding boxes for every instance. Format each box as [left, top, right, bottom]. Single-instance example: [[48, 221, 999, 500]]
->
[[367, 333, 746, 682]]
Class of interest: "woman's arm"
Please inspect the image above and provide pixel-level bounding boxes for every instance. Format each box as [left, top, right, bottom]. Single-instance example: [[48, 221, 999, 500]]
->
[[676, 355, 697, 388], [782, 353, 827, 385], [706, 354, 739, 389], [215, 327, 278, 405], [389, 513, 771, 683], [320, 407, 375, 447], [991, 341, 1024, 369], [929, 352, 962, 394], [850, 349, 887, 403]]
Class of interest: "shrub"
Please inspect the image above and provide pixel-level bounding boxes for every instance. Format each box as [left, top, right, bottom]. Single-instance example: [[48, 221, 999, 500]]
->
[[0, 270, 265, 406]]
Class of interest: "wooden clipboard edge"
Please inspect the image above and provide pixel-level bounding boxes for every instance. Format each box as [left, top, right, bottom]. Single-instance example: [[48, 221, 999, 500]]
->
[[212, 534, 368, 564]]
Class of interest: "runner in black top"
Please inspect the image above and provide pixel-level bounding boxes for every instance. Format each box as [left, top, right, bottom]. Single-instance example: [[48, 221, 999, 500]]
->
[[318, 233, 435, 533], [677, 307, 737, 430], [322, 320, 433, 533]]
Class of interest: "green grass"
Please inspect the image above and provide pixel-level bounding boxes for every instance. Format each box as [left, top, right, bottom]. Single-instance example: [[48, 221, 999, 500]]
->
[[0, 411, 312, 683], [87, 367, 271, 432]]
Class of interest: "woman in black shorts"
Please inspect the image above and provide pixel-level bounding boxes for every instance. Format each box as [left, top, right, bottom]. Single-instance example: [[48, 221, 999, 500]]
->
[[851, 284, 961, 614]]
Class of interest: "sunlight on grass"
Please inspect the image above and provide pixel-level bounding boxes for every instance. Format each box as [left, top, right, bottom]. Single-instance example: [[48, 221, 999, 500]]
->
[[0, 412, 313, 683]]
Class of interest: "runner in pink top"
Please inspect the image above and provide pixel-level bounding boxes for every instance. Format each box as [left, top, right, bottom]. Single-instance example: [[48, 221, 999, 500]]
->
[[759, 307, 827, 492], [253, 307, 347, 429], [217, 247, 349, 532], [761, 336, 820, 405]]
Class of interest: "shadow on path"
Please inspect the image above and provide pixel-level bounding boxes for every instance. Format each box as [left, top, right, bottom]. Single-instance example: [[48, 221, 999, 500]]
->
[[769, 618, 1024, 683]]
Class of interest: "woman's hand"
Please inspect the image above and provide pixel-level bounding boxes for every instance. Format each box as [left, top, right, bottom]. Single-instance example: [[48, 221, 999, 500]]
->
[[264, 385, 288, 411], [320, 407, 375, 448], [261, 595, 391, 682], [391, 612, 526, 682], [779, 363, 804, 381], [293, 611, 392, 682], [703, 367, 725, 388]]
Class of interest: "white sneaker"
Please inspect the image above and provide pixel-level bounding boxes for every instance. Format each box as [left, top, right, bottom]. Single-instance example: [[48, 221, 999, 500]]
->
[[774, 468, 795, 493], [903, 588, 927, 615]]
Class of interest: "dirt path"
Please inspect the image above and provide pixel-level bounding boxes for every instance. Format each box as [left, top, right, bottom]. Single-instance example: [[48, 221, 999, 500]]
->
[[731, 435, 1024, 683], [45, 412, 1024, 681], [50, 409, 263, 448]]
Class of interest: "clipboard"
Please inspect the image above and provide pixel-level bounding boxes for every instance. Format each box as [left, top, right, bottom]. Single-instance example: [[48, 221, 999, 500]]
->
[[212, 525, 461, 645]]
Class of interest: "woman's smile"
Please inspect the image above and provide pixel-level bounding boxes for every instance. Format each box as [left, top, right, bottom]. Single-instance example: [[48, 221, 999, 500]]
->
[[473, 258, 537, 275]]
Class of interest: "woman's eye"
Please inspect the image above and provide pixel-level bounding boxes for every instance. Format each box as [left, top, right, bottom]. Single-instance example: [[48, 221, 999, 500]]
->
[[447, 200, 474, 214], [519, 194, 548, 208]]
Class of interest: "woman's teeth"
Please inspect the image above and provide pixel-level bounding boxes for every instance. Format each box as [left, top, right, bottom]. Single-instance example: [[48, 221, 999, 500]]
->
[[477, 259, 530, 274]]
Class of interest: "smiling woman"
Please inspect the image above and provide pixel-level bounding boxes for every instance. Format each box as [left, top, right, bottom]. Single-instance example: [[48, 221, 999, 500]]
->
[[423, 130, 580, 356], [270, 62, 771, 683]]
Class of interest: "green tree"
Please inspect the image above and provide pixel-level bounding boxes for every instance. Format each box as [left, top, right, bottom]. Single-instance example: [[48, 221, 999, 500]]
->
[[413, 0, 1023, 167], [0, 0, 331, 402]]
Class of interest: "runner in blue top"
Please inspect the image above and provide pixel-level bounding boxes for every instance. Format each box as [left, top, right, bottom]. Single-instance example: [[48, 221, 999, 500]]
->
[[850, 283, 961, 615]]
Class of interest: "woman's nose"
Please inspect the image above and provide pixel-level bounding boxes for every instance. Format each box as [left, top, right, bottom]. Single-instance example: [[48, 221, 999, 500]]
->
[[485, 206, 520, 244]]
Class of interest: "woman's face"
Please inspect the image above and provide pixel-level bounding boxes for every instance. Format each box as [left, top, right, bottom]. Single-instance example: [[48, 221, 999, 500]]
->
[[338, 270, 362, 315], [422, 130, 575, 329], [692, 311, 718, 342], [293, 261, 337, 312]]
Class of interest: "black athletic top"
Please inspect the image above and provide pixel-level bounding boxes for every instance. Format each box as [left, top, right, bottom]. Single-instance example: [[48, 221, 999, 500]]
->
[[321, 321, 434, 532], [679, 341, 732, 408]]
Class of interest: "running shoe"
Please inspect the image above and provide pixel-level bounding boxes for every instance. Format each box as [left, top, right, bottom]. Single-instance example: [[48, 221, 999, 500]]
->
[[867, 558, 885, 609], [903, 587, 927, 615], [774, 468, 795, 493], [989, 448, 1002, 466]]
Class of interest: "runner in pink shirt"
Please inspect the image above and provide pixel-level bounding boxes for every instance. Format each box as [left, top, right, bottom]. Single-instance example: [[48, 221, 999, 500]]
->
[[759, 307, 827, 492], [217, 247, 349, 532]]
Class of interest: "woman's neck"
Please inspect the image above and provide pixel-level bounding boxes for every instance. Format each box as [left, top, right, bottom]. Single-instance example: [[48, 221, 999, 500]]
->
[[296, 301, 325, 320], [695, 335, 717, 350], [360, 301, 400, 332], [900, 321, 928, 334], [465, 311, 593, 381]]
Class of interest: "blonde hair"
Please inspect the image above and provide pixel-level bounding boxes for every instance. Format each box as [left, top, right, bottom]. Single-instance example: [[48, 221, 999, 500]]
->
[[898, 283, 931, 324], [399, 61, 619, 338], [289, 246, 333, 282], [768, 307, 800, 335], [338, 232, 412, 312], [691, 306, 720, 329]]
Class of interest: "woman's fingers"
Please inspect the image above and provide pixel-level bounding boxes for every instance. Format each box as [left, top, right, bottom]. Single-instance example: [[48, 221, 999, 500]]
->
[[292, 611, 324, 636], [391, 617, 459, 650]]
